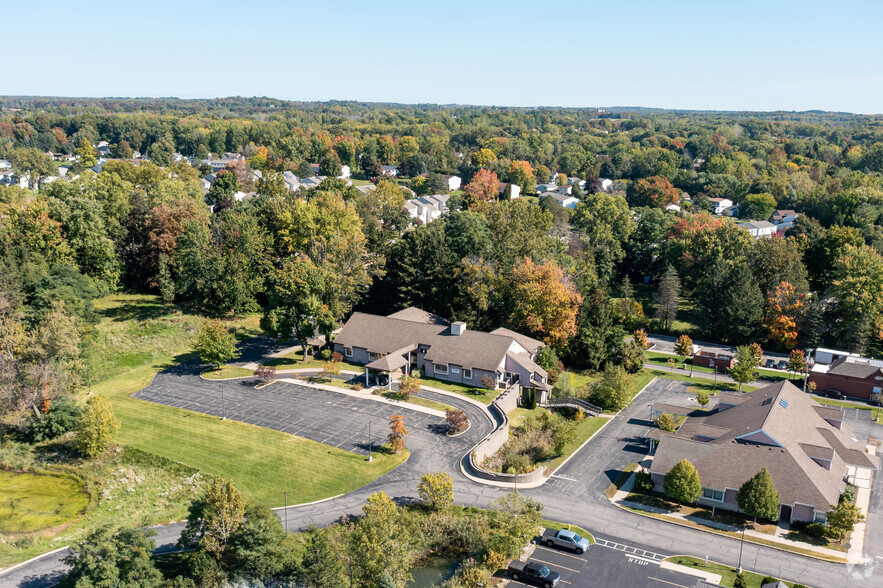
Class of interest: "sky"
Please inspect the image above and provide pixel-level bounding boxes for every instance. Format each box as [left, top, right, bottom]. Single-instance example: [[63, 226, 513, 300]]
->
[[2, 0, 882, 113]]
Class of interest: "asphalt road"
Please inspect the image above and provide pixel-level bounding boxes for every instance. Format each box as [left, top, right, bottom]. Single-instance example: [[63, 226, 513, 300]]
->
[[3, 372, 881, 588]]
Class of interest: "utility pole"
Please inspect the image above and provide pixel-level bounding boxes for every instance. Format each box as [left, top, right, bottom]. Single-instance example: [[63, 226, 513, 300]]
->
[[737, 524, 746, 573], [221, 387, 226, 420]]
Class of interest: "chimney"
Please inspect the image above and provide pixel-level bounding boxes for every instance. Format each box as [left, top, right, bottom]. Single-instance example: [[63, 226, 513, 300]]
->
[[451, 321, 466, 336]]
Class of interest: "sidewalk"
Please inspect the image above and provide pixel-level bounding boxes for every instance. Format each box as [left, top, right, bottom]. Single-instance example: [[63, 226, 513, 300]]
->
[[610, 470, 855, 563]]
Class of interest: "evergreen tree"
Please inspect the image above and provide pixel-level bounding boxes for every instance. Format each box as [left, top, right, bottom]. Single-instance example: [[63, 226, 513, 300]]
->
[[737, 467, 780, 522], [64, 526, 163, 588], [300, 525, 345, 588], [654, 265, 680, 332], [698, 261, 763, 344]]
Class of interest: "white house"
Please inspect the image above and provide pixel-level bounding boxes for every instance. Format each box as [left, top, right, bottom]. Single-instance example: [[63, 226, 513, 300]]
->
[[709, 197, 733, 215], [443, 175, 461, 192], [737, 220, 778, 239], [545, 192, 579, 209], [499, 183, 521, 199], [536, 182, 557, 195], [665, 203, 681, 212], [381, 165, 399, 177], [339, 165, 351, 179], [405, 194, 450, 225], [0, 159, 10, 170], [599, 178, 614, 193], [771, 209, 800, 232]]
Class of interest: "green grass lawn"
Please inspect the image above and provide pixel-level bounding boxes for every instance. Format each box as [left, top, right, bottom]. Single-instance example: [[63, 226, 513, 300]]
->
[[548, 417, 607, 470], [201, 365, 255, 380], [605, 463, 638, 498], [263, 351, 364, 373], [378, 391, 453, 413], [666, 556, 798, 588], [812, 396, 877, 412], [646, 369, 757, 393], [0, 471, 91, 533], [633, 282, 700, 336], [418, 375, 498, 404]]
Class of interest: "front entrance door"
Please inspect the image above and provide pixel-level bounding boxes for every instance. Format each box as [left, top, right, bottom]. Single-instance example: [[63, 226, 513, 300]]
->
[[779, 504, 792, 523]]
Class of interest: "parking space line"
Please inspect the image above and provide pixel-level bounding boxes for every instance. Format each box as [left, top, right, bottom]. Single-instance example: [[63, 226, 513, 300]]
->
[[529, 557, 580, 574], [534, 546, 585, 562]]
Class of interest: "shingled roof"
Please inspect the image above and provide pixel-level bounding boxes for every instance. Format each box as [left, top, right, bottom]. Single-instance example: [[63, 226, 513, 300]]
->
[[650, 381, 876, 510], [334, 311, 545, 374]]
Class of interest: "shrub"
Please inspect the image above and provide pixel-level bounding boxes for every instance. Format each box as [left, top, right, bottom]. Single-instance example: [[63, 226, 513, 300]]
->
[[255, 364, 276, 383], [655, 413, 678, 432], [663, 459, 702, 504], [353, 382, 364, 391], [483, 550, 506, 572], [733, 573, 747, 588], [573, 407, 585, 422], [524, 388, 537, 409], [504, 454, 532, 474], [551, 420, 577, 455], [634, 472, 655, 492], [446, 409, 469, 434], [23, 397, 83, 442], [319, 349, 331, 360], [841, 485, 857, 504], [761, 577, 778, 586], [480, 375, 496, 390], [331, 351, 344, 362]]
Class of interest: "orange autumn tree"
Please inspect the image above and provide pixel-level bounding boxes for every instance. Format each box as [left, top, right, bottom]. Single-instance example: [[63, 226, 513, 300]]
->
[[388, 415, 408, 453], [463, 168, 500, 206], [510, 258, 582, 349], [766, 281, 805, 349]]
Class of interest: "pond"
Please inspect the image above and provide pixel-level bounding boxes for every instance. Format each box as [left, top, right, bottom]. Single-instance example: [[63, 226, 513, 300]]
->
[[0, 470, 91, 533], [407, 555, 461, 587]]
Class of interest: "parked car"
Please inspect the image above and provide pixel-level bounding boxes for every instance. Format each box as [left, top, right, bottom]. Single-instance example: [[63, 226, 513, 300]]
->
[[825, 390, 845, 400], [541, 528, 590, 554], [777, 360, 789, 370], [507, 561, 560, 587], [764, 359, 776, 368]]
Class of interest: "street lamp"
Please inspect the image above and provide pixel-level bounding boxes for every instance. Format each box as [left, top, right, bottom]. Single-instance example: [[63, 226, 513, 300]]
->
[[738, 524, 746, 573], [710, 360, 717, 393], [221, 387, 226, 420]]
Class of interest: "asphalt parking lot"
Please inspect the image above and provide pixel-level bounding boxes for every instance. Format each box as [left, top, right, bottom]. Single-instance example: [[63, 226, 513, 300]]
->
[[508, 538, 705, 588], [134, 375, 444, 455]]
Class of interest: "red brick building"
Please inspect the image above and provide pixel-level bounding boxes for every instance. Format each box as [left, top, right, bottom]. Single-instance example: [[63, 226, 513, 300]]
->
[[692, 351, 736, 370], [809, 356, 883, 401]]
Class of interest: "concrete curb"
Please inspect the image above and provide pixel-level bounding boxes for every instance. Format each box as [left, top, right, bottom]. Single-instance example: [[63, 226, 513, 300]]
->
[[272, 493, 344, 512], [276, 378, 446, 418], [613, 499, 850, 564], [0, 547, 68, 578], [658, 559, 723, 584]]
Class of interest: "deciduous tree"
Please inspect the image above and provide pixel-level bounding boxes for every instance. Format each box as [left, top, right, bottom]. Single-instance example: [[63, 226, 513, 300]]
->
[[510, 257, 582, 348], [64, 526, 163, 588], [418, 472, 454, 509], [180, 478, 247, 562], [674, 334, 693, 360], [388, 414, 408, 453], [664, 459, 702, 504], [77, 395, 120, 458], [730, 345, 759, 392], [766, 281, 805, 349], [463, 168, 500, 206], [194, 319, 241, 373]]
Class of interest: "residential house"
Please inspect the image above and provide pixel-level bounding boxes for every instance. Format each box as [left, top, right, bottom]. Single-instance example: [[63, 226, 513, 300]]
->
[[536, 182, 558, 195], [647, 381, 877, 522], [599, 178, 614, 193], [771, 209, 800, 232], [404, 194, 449, 225], [556, 184, 573, 196], [339, 165, 351, 179], [665, 203, 681, 212], [543, 192, 579, 209], [381, 165, 399, 177], [708, 198, 733, 215], [499, 182, 521, 199], [567, 177, 586, 190], [97, 144, 112, 157], [209, 157, 240, 171], [809, 356, 883, 401], [0, 159, 10, 170], [333, 309, 550, 398], [355, 184, 377, 196], [309, 163, 320, 176], [281, 171, 301, 191], [738, 220, 778, 239], [442, 174, 461, 191], [298, 176, 326, 190]]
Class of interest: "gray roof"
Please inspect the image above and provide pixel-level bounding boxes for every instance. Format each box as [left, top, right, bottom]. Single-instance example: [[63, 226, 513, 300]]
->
[[387, 307, 450, 326], [650, 381, 877, 510], [828, 356, 883, 379], [335, 311, 540, 373], [490, 327, 543, 355]]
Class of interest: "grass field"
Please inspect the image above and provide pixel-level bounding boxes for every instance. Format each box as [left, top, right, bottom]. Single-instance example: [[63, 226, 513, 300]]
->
[[605, 463, 639, 498], [666, 556, 797, 587], [0, 471, 91, 533], [418, 375, 499, 404], [201, 365, 255, 380]]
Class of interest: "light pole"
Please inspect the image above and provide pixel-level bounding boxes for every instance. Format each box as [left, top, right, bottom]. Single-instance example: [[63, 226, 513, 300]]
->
[[710, 360, 717, 393], [367, 421, 372, 462], [221, 387, 226, 420], [738, 524, 746, 573]]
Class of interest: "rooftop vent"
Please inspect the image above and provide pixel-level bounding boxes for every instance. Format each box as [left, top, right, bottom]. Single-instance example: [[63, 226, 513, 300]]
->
[[451, 321, 466, 336]]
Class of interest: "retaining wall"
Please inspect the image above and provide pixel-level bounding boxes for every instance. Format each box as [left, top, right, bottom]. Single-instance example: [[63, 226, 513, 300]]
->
[[467, 384, 548, 484]]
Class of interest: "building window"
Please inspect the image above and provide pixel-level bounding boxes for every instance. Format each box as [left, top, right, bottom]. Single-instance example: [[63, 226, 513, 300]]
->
[[463, 368, 472, 380], [344, 347, 352, 357], [369, 352, 385, 361], [434, 364, 448, 375], [702, 488, 724, 502], [814, 512, 827, 524]]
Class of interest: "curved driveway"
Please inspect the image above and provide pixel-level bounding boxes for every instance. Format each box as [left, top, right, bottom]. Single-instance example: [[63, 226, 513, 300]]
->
[[2, 371, 881, 587]]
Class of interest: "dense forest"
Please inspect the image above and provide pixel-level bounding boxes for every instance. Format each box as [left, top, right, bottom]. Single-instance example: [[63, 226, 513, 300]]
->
[[2, 96, 883, 421]]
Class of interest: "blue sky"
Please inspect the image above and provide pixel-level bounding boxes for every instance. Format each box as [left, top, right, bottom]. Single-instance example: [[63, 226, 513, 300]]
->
[[3, 0, 881, 113]]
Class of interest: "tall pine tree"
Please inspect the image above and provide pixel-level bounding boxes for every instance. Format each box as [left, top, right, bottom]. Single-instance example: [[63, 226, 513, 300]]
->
[[654, 265, 680, 332]]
